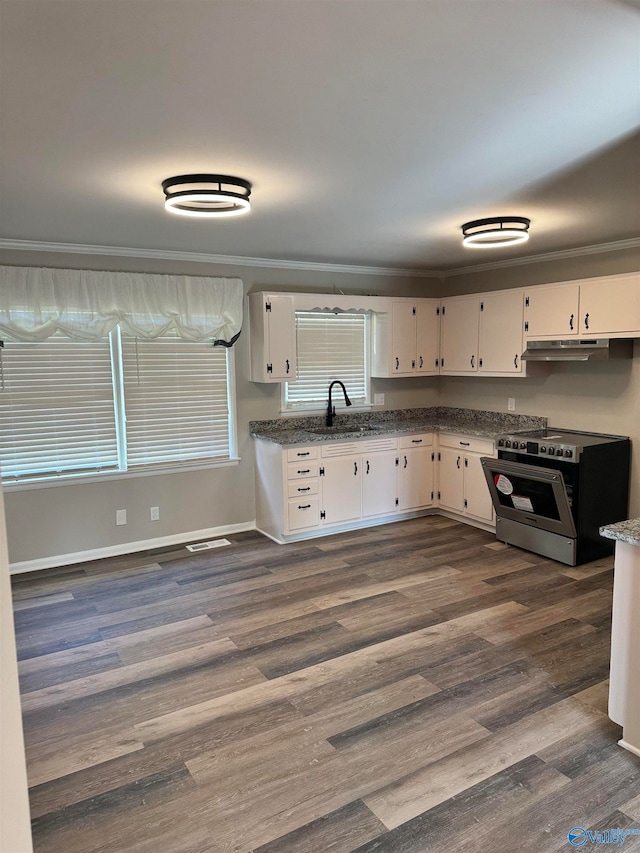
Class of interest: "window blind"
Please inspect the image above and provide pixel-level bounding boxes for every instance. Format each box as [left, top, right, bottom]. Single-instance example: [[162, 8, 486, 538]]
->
[[285, 312, 368, 409], [121, 334, 231, 468], [0, 336, 118, 480]]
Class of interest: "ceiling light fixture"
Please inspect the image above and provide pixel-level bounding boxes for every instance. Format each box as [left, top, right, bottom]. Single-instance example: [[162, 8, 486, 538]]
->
[[162, 174, 252, 218], [461, 216, 530, 248]]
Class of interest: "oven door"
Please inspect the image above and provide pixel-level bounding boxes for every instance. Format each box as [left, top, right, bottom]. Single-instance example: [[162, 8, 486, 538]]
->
[[480, 457, 577, 538]]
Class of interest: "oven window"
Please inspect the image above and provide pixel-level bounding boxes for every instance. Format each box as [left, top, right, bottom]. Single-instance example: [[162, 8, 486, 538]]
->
[[493, 475, 561, 520]]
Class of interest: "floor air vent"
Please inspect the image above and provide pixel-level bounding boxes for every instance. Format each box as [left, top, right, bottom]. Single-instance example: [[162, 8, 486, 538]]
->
[[185, 538, 232, 552]]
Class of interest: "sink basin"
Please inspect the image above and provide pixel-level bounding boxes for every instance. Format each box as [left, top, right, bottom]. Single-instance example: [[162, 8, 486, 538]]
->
[[306, 424, 386, 436]]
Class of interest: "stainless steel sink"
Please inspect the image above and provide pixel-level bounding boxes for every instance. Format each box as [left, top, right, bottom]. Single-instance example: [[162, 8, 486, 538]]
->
[[306, 424, 386, 435]]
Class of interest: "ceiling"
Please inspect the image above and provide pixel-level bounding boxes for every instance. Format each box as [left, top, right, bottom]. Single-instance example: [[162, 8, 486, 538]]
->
[[0, 0, 639, 273]]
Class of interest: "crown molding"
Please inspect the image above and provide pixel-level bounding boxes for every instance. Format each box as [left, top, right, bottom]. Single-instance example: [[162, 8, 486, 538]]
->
[[0, 239, 442, 279], [0, 236, 637, 279], [440, 237, 640, 277]]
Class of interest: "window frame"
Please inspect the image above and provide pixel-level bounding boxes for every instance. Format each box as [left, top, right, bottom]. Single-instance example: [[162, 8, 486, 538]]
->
[[1, 329, 239, 491], [280, 310, 372, 415]]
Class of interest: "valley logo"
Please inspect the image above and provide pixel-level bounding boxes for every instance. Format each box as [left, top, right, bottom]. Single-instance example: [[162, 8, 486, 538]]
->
[[568, 827, 640, 847]]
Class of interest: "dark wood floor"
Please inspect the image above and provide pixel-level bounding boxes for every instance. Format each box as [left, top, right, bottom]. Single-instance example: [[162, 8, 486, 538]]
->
[[11, 516, 640, 852]]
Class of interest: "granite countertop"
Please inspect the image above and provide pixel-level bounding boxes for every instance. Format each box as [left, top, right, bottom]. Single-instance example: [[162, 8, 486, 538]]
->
[[249, 406, 547, 446], [600, 519, 640, 547]]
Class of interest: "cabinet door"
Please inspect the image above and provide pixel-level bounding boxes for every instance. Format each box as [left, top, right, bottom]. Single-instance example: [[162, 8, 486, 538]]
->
[[321, 455, 362, 525], [440, 297, 480, 373], [416, 302, 440, 374], [524, 283, 579, 338], [398, 447, 434, 510], [391, 303, 417, 374], [464, 453, 494, 522], [478, 291, 524, 374], [438, 447, 465, 512], [267, 295, 297, 380], [362, 450, 398, 518], [578, 274, 640, 336]]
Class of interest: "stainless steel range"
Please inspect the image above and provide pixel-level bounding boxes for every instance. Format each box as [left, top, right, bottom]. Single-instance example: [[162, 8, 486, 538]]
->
[[481, 428, 631, 566]]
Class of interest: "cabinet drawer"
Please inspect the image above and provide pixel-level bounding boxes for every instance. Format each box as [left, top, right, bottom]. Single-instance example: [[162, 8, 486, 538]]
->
[[287, 479, 319, 499], [399, 433, 433, 449], [287, 497, 320, 530], [438, 433, 494, 455], [287, 461, 319, 480], [286, 446, 318, 462]]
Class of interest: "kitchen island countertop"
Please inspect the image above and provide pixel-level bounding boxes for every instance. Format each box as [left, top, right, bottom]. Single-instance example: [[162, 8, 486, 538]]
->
[[250, 406, 546, 446], [600, 519, 640, 547]]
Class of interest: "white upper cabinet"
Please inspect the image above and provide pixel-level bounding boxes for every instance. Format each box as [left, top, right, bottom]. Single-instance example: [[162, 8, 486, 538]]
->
[[478, 290, 525, 375], [440, 295, 480, 374], [577, 273, 640, 336], [249, 293, 297, 382], [372, 299, 440, 377], [523, 282, 580, 339]]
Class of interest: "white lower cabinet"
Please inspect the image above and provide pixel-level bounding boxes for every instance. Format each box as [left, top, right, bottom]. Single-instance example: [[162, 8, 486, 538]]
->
[[254, 430, 491, 544], [320, 438, 399, 525], [437, 434, 496, 524], [398, 435, 435, 511]]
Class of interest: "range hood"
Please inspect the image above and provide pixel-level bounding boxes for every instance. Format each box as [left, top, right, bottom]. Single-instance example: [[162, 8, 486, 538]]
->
[[521, 339, 634, 362]]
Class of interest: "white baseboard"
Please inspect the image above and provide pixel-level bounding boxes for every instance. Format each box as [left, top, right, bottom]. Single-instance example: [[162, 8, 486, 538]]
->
[[9, 521, 256, 575], [618, 738, 640, 759]]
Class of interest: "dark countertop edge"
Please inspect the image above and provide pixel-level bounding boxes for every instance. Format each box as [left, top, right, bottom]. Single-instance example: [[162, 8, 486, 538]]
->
[[600, 520, 640, 547]]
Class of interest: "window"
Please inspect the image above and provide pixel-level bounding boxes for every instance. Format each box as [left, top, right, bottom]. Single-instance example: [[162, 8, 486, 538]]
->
[[283, 311, 369, 411], [0, 330, 235, 483]]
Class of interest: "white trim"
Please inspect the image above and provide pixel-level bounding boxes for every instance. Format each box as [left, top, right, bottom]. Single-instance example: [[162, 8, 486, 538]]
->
[[0, 239, 441, 278], [618, 739, 640, 759], [1, 457, 241, 491], [0, 236, 638, 279], [443, 237, 640, 277], [9, 521, 255, 575]]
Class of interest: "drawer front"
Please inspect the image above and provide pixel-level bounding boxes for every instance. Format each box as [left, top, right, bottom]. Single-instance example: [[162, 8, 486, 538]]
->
[[286, 446, 318, 462], [361, 437, 398, 453], [287, 461, 319, 480], [399, 433, 433, 449], [287, 496, 320, 530], [322, 442, 361, 458], [438, 433, 494, 455], [287, 479, 319, 499]]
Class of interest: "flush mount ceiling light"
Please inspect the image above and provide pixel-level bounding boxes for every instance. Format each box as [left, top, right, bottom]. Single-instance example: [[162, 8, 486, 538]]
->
[[162, 174, 252, 218], [461, 216, 530, 248]]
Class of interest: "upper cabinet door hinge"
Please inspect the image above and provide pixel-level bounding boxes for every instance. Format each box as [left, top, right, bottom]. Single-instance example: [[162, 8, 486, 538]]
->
[[437, 452, 441, 461], [442, 305, 446, 316], [319, 466, 325, 476], [395, 457, 399, 466], [320, 510, 326, 520], [524, 321, 529, 333], [525, 296, 530, 308], [431, 452, 435, 461], [412, 306, 416, 315], [266, 363, 273, 374], [265, 301, 272, 312], [480, 302, 484, 312], [395, 497, 399, 506]]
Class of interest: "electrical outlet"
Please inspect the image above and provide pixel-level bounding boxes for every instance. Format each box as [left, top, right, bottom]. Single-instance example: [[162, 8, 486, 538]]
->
[[150, 506, 160, 521], [507, 397, 516, 411], [116, 509, 127, 526], [374, 393, 385, 406]]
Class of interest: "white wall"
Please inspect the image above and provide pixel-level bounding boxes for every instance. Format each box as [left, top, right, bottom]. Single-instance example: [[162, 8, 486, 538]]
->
[[0, 482, 33, 853]]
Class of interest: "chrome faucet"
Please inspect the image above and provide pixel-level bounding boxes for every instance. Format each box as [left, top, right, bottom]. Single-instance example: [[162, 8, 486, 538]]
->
[[326, 380, 352, 426]]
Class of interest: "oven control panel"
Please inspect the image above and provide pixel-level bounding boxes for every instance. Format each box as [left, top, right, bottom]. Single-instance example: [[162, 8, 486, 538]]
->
[[497, 436, 576, 461]]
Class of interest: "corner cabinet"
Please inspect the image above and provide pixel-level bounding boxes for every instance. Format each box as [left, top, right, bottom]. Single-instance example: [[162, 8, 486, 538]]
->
[[254, 434, 435, 543], [372, 299, 440, 377], [248, 292, 297, 382]]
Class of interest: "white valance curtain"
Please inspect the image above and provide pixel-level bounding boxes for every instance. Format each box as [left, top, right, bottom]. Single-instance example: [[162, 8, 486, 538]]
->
[[0, 265, 244, 344]]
